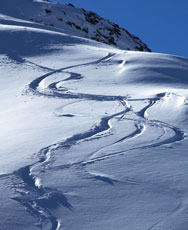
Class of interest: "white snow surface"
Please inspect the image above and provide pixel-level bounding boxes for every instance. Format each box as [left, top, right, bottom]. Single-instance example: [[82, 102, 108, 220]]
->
[[0, 0, 188, 230]]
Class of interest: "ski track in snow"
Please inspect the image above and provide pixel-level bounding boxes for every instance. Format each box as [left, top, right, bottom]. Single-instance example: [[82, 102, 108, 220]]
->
[[9, 52, 187, 229]]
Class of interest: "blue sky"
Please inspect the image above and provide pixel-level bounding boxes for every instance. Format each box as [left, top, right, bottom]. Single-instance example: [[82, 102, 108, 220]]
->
[[53, 0, 188, 57]]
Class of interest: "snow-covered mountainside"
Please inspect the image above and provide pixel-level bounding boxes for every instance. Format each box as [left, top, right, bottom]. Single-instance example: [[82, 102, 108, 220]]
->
[[0, 0, 151, 52], [0, 0, 188, 230]]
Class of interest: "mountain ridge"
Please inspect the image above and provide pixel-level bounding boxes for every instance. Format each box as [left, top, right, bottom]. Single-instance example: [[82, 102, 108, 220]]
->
[[0, 0, 151, 52]]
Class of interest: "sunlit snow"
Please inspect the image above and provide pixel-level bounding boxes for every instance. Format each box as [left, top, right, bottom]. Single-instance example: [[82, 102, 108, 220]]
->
[[0, 0, 188, 230]]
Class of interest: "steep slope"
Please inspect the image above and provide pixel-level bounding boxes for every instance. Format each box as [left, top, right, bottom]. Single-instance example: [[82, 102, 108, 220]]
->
[[0, 1, 188, 230], [0, 0, 151, 51]]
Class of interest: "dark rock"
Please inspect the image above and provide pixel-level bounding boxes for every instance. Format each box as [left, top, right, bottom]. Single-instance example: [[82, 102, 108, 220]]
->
[[84, 12, 101, 25], [108, 37, 116, 46], [82, 27, 88, 34], [58, 17, 63, 22], [45, 9, 52, 14], [66, 3, 75, 8], [135, 46, 144, 51]]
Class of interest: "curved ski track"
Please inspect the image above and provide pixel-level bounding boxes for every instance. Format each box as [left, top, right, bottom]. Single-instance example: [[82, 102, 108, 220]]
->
[[9, 52, 186, 230]]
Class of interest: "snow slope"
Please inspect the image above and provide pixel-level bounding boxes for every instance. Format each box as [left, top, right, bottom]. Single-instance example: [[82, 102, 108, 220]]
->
[[0, 0, 151, 52], [0, 0, 188, 230]]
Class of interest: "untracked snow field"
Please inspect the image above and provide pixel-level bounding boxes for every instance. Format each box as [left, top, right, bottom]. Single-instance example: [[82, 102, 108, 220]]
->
[[1, 2, 188, 230]]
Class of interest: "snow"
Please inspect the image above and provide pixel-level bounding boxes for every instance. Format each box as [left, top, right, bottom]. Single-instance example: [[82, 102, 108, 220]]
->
[[0, 0, 150, 52], [0, 0, 188, 230]]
